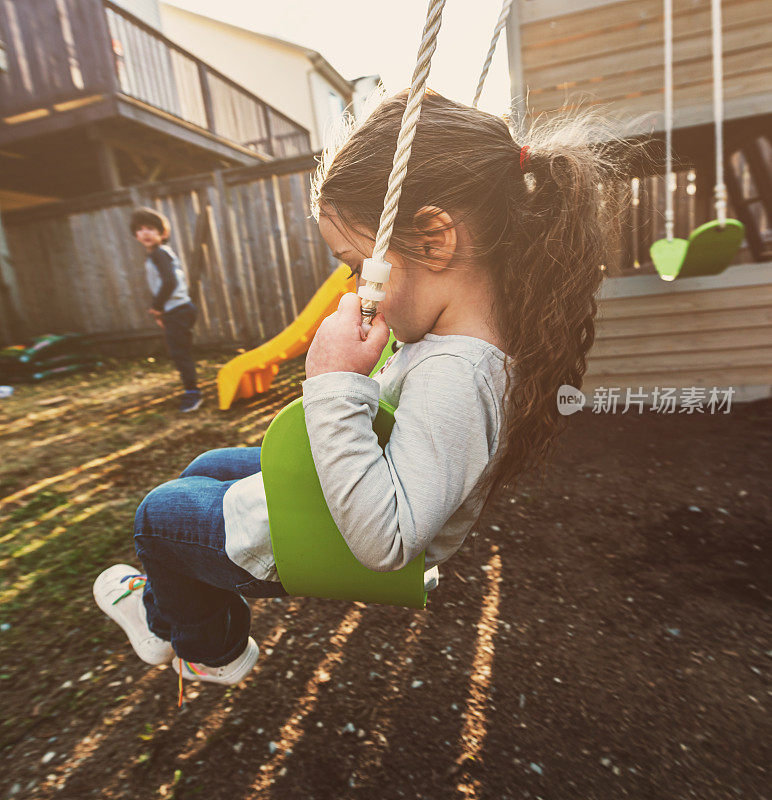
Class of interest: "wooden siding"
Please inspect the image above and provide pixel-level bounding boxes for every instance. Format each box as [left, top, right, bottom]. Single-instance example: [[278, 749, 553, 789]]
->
[[585, 263, 772, 398], [0, 0, 116, 110], [521, 0, 772, 130], [0, 0, 311, 159], [0, 155, 336, 349]]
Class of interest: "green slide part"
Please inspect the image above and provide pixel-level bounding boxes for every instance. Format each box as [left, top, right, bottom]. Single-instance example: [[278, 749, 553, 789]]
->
[[261, 397, 427, 608], [650, 219, 744, 281]]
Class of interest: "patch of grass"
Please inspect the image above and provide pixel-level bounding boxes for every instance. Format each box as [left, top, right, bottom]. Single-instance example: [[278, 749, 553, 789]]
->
[[128, 410, 167, 426], [6, 489, 70, 523], [0, 354, 306, 755], [1, 504, 133, 620], [138, 722, 154, 742]]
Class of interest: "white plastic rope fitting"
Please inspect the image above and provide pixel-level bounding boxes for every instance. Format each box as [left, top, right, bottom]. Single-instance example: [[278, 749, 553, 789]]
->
[[358, 258, 391, 333], [360, 257, 392, 284], [358, 283, 387, 303]]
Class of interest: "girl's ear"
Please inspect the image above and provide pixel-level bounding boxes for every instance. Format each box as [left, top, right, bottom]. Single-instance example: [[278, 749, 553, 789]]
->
[[413, 206, 457, 271]]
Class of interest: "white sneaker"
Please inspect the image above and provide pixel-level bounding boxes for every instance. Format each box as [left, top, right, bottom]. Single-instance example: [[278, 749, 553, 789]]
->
[[171, 637, 260, 685], [93, 564, 175, 666]]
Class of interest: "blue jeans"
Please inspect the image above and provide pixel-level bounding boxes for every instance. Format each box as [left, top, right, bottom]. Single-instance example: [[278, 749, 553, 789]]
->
[[134, 447, 287, 667], [162, 302, 198, 391]]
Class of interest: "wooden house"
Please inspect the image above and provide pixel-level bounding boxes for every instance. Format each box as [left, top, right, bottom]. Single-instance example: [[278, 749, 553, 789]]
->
[[507, 0, 772, 402], [158, 4, 358, 151], [0, 0, 312, 208]]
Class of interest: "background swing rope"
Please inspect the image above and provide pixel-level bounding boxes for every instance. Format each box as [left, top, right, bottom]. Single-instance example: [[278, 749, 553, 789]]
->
[[472, 0, 513, 108], [712, 0, 727, 227], [664, 0, 675, 242], [360, 0, 447, 323]]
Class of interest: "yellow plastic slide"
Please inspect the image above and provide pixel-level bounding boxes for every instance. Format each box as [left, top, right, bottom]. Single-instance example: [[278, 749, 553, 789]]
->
[[217, 264, 355, 410]]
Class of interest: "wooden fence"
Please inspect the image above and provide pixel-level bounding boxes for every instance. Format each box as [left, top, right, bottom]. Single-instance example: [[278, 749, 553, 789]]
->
[[0, 154, 336, 348]]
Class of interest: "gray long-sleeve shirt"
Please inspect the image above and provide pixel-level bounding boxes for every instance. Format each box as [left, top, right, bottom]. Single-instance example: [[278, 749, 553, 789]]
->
[[145, 245, 191, 313], [223, 334, 508, 580]]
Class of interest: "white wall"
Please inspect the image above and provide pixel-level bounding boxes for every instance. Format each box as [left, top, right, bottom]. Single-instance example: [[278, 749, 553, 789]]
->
[[308, 71, 348, 149], [159, 4, 348, 148], [112, 0, 162, 29], [351, 75, 380, 120]]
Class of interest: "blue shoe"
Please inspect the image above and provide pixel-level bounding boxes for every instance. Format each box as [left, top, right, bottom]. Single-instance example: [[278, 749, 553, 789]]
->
[[180, 390, 203, 413]]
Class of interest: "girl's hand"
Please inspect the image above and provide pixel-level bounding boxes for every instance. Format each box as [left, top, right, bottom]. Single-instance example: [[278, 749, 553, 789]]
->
[[305, 293, 389, 379]]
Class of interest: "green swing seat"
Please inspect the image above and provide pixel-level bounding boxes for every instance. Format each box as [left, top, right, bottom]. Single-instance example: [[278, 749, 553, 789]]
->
[[260, 334, 429, 609], [650, 218, 745, 281]]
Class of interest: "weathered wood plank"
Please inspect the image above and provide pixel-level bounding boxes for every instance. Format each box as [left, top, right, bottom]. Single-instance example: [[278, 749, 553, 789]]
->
[[69, 211, 103, 331], [203, 187, 238, 342], [248, 180, 281, 337], [218, 177, 257, 343], [582, 364, 772, 393], [599, 283, 772, 319], [271, 174, 299, 322], [596, 304, 772, 337], [209, 171, 245, 342], [256, 178, 291, 333], [246, 180, 284, 338], [588, 343, 772, 374], [530, 45, 772, 110], [5, 223, 42, 332], [230, 183, 265, 343], [592, 325, 772, 357], [526, 17, 772, 91], [0, 219, 27, 340], [522, 0, 771, 70]]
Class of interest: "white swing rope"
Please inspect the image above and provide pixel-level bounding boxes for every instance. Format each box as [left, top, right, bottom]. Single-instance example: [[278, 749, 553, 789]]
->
[[472, 0, 513, 109], [359, 0, 447, 324], [663, 0, 675, 242], [712, 0, 727, 227]]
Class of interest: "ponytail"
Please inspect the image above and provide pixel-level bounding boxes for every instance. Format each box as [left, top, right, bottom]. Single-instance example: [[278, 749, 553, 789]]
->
[[480, 112, 625, 508]]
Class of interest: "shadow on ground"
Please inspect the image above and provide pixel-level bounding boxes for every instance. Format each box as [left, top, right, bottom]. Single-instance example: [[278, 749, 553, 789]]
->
[[0, 358, 769, 799]]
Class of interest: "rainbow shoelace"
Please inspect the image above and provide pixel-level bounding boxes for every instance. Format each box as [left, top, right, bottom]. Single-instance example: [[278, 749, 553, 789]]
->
[[110, 572, 209, 708], [178, 658, 208, 707], [111, 575, 191, 707], [112, 574, 147, 605]]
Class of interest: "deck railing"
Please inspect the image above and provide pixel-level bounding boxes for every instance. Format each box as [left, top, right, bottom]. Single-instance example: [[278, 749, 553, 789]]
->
[[0, 0, 311, 158]]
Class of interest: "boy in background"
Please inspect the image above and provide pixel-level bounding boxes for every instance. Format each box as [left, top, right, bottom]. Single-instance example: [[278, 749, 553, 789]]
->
[[130, 208, 202, 413]]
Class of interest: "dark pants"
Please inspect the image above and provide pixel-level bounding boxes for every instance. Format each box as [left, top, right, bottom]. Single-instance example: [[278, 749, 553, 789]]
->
[[134, 447, 287, 666], [162, 302, 198, 391]]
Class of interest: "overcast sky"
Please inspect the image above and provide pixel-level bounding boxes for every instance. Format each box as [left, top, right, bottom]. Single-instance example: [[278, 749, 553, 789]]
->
[[164, 0, 513, 115]]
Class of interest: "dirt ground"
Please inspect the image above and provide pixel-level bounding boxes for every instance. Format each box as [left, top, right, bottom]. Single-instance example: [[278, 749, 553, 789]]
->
[[0, 354, 769, 800]]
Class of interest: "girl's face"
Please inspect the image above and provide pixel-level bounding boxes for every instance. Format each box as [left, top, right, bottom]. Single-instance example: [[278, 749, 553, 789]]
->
[[318, 207, 442, 343]]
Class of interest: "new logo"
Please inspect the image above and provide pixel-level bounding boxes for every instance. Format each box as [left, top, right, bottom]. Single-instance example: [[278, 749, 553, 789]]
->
[[557, 384, 585, 416]]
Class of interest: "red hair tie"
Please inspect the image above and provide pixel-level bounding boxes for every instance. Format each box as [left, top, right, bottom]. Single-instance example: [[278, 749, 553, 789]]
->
[[519, 145, 530, 173]]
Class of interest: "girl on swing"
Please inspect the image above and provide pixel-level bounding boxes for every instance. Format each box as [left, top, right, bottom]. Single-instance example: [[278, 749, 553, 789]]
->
[[94, 90, 621, 687]]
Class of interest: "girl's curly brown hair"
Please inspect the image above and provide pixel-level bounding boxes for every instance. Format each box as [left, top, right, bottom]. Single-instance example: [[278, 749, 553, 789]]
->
[[312, 90, 626, 511]]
